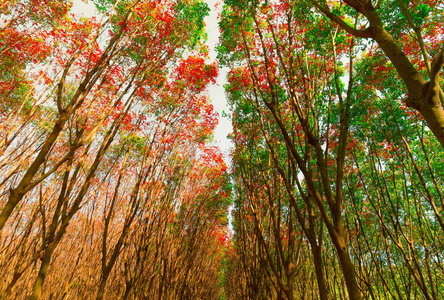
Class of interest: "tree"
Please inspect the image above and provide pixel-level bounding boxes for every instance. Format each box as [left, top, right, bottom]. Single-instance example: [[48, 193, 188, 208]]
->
[[0, 0, 231, 298], [219, 0, 444, 299], [313, 0, 444, 146]]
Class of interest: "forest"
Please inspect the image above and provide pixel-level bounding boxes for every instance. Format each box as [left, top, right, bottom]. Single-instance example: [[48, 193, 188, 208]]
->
[[1, 0, 444, 299]]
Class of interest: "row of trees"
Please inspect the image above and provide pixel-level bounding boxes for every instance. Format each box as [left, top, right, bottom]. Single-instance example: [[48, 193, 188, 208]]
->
[[3, 0, 444, 298], [219, 0, 444, 299], [0, 0, 230, 299]]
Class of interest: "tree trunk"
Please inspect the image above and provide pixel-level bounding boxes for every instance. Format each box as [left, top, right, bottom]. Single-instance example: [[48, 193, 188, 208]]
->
[[335, 237, 362, 300], [312, 245, 329, 300], [30, 246, 56, 300]]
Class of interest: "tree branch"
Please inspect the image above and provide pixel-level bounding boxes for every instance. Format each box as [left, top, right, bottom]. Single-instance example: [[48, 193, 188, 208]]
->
[[430, 46, 444, 84], [311, 0, 373, 38]]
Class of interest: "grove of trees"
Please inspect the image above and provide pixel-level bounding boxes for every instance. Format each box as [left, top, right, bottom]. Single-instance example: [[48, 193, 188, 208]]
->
[[220, 0, 444, 299], [1, 0, 230, 298], [1, 0, 444, 299]]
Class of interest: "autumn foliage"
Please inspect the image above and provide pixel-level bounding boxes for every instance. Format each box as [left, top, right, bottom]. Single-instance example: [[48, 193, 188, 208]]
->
[[219, 0, 444, 299], [0, 0, 230, 299], [2, 0, 444, 299]]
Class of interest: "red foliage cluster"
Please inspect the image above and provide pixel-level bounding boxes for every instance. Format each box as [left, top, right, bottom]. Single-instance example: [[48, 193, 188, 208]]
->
[[176, 56, 218, 93]]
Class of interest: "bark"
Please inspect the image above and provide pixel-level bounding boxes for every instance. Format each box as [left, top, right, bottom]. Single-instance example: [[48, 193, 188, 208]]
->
[[334, 234, 363, 300], [312, 244, 329, 300], [29, 246, 56, 300]]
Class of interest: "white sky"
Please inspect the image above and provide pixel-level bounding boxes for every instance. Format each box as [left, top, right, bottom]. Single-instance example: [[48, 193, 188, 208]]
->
[[72, 0, 232, 164], [204, 0, 232, 163]]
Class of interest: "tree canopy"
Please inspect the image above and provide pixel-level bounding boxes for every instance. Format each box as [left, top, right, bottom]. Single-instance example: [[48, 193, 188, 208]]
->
[[0, 0, 444, 299]]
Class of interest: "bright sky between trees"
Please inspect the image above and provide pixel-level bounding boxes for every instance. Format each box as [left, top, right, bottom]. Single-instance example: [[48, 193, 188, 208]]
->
[[204, 0, 232, 162]]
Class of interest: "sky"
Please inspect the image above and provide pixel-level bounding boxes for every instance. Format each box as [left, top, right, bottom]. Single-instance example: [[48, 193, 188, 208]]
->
[[72, 0, 233, 164], [203, 0, 232, 163], [203, 0, 234, 229]]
